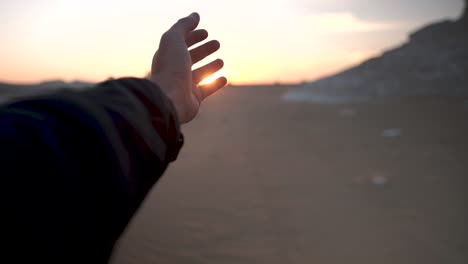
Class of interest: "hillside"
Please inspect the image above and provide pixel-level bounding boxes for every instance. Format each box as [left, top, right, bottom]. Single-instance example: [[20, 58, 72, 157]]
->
[[285, 6, 468, 103]]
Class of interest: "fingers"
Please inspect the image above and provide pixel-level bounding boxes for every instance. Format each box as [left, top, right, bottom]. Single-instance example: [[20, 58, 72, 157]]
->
[[186, 29, 208, 47], [190, 40, 220, 64], [199, 77, 228, 100], [173, 12, 200, 35], [193, 59, 224, 84]]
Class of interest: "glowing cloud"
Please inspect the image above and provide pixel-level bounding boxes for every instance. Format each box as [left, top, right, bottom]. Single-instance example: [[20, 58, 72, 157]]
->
[[303, 12, 401, 34]]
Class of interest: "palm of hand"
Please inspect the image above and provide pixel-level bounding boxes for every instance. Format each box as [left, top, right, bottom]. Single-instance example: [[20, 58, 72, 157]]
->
[[150, 13, 227, 124]]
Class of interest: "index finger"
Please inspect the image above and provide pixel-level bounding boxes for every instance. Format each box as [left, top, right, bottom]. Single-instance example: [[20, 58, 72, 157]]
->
[[173, 12, 200, 35]]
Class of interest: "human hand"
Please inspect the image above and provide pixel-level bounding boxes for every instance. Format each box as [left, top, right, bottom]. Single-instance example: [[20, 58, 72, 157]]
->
[[149, 12, 227, 124]]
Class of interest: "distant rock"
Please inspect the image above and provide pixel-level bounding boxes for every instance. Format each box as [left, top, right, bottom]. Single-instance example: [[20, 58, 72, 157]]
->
[[285, 3, 468, 103], [0, 80, 94, 104], [38, 80, 93, 90], [38, 80, 68, 88]]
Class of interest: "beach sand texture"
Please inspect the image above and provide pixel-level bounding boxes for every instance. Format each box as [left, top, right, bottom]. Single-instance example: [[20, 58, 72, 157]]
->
[[112, 86, 468, 264]]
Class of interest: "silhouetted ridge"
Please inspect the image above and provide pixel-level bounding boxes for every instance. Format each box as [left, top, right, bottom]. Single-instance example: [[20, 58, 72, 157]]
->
[[287, 5, 468, 101]]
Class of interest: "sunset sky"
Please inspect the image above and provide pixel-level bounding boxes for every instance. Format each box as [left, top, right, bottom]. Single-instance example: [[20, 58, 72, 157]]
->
[[0, 0, 464, 85]]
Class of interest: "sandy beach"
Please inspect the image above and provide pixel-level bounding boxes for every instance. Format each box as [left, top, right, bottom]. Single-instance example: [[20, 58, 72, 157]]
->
[[111, 85, 468, 264]]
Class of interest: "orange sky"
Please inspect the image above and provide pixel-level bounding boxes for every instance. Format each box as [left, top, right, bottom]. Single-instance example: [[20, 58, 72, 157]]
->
[[0, 0, 463, 85]]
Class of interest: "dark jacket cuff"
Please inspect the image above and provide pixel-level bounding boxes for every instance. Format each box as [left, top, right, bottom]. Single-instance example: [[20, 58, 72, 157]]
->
[[119, 78, 184, 162]]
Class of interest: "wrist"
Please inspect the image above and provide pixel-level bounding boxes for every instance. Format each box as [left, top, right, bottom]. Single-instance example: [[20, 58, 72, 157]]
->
[[148, 74, 185, 122]]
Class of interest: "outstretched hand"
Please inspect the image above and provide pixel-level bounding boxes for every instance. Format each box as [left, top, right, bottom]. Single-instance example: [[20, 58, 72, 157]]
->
[[149, 13, 227, 124]]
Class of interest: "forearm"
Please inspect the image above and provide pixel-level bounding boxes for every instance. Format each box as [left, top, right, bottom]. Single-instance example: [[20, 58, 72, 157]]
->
[[78, 78, 184, 201], [0, 78, 183, 261]]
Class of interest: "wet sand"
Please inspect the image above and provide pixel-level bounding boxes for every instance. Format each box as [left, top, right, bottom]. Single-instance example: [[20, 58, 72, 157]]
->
[[112, 86, 468, 264]]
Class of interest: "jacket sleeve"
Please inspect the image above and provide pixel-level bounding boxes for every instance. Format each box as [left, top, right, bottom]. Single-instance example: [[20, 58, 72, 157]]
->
[[0, 78, 183, 262]]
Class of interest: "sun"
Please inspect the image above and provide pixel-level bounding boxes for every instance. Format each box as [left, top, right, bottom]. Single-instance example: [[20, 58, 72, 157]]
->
[[198, 69, 226, 86]]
